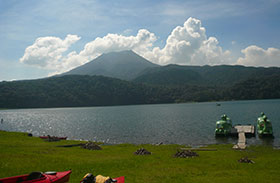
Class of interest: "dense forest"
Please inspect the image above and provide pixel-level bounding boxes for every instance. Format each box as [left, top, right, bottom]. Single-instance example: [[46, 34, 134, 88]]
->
[[133, 64, 280, 86], [0, 73, 280, 109]]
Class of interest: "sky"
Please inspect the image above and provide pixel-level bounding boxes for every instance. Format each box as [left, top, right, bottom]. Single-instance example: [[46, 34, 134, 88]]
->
[[0, 0, 280, 81]]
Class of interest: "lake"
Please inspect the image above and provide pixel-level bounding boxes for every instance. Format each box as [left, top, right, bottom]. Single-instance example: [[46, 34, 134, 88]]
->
[[0, 99, 279, 146]]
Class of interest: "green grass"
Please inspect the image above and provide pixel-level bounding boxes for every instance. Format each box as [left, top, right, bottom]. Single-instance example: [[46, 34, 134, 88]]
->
[[0, 131, 280, 183]]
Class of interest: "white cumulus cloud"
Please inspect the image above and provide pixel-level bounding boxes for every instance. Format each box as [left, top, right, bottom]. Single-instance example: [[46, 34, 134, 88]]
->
[[191, 37, 232, 65], [142, 17, 232, 65], [237, 45, 280, 67], [79, 29, 157, 61], [20, 17, 233, 75], [25, 17, 280, 76], [20, 34, 81, 69]]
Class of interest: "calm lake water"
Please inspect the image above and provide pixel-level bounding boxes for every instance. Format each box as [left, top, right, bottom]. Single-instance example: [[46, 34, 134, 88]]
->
[[0, 99, 279, 146]]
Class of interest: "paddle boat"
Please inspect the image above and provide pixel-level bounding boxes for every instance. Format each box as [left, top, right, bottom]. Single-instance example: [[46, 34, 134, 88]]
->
[[0, 170, 71, 183], [215, 114, 233, 136], [257, 112, 273, 137]]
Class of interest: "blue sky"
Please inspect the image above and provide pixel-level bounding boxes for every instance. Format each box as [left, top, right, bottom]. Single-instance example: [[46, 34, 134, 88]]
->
[[0, 0, 280, 81]]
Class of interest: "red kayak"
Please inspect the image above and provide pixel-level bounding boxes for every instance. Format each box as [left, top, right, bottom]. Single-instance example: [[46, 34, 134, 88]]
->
[[114, 176, 125, 183], [39, 136, 67, 140], [0, 170, 71, 183]]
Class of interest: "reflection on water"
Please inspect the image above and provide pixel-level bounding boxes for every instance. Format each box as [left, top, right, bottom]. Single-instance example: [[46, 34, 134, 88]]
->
[[0, 99, 279, 146], [215, 136, 237, 144], [259, 137, 274, 146]]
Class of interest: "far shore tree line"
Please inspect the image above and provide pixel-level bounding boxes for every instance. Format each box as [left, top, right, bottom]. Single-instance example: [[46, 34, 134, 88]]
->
[[0, 74, 280, 109]]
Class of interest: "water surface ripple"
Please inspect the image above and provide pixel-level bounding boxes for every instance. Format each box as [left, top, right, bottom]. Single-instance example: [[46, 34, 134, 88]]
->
[[0, 99, 279, 146]]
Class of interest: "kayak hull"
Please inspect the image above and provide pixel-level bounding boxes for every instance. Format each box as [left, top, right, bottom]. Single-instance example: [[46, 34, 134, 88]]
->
[[114, 176, 125, 183], [0, 170, 71, 183]]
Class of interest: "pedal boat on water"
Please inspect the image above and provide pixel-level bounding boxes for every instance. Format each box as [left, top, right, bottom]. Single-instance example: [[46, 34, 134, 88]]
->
[[215, 114, 233, 136], [257, 112, 273, 137]]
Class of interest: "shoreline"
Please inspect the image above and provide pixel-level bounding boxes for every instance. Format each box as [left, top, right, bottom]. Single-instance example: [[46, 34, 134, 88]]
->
[[0, 123, 278, 147], [0, 98, 280, 110], [0, 129, 277, 148]]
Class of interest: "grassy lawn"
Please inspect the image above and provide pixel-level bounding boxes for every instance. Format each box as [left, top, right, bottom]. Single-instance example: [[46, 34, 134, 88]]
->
[[0, 131, 280, 183]]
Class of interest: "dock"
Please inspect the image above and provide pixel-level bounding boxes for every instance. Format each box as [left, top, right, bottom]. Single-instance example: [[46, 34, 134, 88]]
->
[[232, 125, 255, 150]]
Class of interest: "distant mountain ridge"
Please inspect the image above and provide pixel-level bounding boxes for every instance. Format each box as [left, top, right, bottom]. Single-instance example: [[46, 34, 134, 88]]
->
[[62, 50, 280, 87], [63, 50, 159, 80], [133, 64, 280, 87], [1, 74, 280, 109]]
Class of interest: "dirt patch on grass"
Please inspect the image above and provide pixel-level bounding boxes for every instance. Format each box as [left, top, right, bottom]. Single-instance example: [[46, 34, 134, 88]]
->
[[174, 150, 199, 158], [81, 142, 102, 150], [134, 148, 151, 155], [238, 157, 255, 163]]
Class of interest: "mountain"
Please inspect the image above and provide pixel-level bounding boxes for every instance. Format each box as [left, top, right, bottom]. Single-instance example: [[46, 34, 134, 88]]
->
[[63, 50, 159, 80], [133, 64, 280, 86], [63, 50, 280, 88], [1, 50, 280, 109]]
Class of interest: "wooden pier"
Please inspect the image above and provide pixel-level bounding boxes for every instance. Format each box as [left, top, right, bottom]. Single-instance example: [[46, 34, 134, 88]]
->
[[232, 125, 255, 150]]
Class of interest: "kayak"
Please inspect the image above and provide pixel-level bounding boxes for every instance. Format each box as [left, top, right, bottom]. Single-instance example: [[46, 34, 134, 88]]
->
[[0, 170, 71, 183], [39, 136, 67, 140], [114, 176, 125, 183]]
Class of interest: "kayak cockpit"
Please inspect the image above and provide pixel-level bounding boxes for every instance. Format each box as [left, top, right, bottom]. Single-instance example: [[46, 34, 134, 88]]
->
[[0, 170, 71, 183]]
